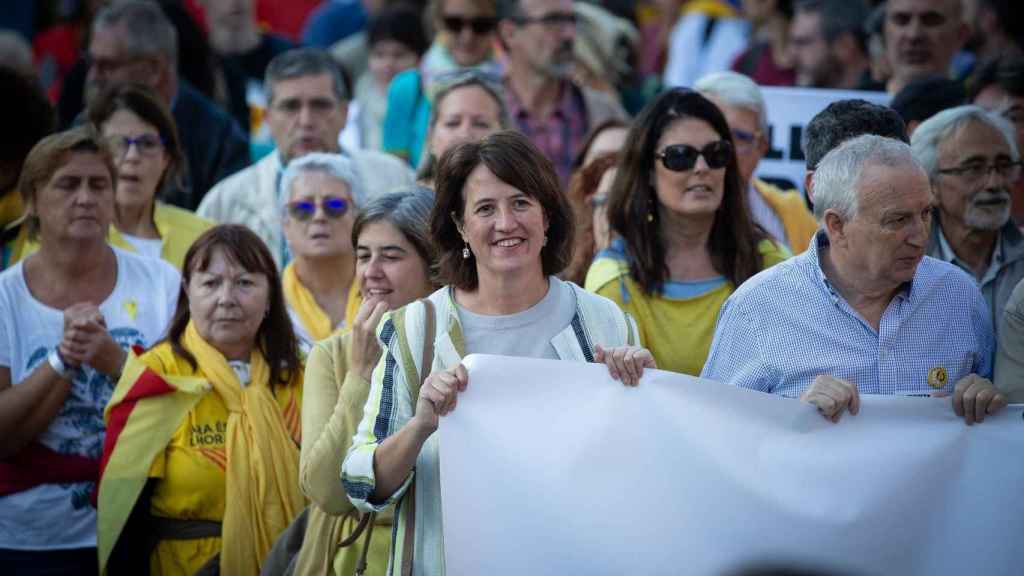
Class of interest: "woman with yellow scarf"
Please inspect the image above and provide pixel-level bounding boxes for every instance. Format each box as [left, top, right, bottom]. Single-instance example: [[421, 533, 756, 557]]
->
[[97, 224, 305, 575], [280, 153, 365, 354]]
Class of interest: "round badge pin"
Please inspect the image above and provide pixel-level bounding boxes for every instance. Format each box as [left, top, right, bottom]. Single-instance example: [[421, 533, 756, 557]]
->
[[927, 366, 948, 389]]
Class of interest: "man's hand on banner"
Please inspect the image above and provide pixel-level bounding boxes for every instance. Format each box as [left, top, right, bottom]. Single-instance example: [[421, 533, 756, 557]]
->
[[594, 345, 657, 387], [800, 375, 860, 423], [416, 363, 470, 432], [951, 374, 1007, 426]]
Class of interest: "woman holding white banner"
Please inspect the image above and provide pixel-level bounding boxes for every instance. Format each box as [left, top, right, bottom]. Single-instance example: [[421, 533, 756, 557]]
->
[[342, 130, 654, 576]]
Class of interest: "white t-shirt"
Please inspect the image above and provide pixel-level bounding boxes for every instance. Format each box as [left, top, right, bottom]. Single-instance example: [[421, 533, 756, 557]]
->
[[120, 232, 164, 261], [0, 247, 180, 550]]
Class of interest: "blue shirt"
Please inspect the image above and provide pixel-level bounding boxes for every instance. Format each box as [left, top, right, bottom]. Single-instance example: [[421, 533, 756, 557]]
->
[[700, 231, 994, 397]]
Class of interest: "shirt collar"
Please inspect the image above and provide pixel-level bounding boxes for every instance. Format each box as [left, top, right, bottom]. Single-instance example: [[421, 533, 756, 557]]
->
[[935, 222, 1003, 285], [505, 78, 575, 121], [805, 229, 917, 304]]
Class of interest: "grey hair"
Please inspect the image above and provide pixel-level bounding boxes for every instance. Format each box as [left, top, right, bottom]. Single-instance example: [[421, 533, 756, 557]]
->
[[265, 48, 349, 105], [279, 153, 365, 216], [93, 0, 177, 64], [352, 185, 438, 268], [694, 71, 769, 134], [910, 105, 1020, 180], [812, 134, 920, 221]]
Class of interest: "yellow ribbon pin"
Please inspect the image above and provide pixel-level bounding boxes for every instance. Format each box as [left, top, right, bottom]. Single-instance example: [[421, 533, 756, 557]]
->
[[123, 298, 138, 321], [927, 366, 948, 389]]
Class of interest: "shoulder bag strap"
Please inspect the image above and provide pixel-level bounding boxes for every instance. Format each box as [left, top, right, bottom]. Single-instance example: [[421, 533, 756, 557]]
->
[[400, 297, 435, 576]]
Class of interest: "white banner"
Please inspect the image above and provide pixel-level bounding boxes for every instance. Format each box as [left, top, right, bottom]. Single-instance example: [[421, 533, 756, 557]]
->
[[439, 355, 1024, 576], [754, 87, 890, 194]]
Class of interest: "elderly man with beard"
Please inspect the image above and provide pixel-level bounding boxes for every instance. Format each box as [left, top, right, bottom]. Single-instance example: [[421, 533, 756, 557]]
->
[[702, 135, 1003, 425], [496, 0, 626, 188], [911, 105, 1024, 334]]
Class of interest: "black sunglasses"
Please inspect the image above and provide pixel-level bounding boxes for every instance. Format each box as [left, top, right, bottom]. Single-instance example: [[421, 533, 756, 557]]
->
[[655, 141, 733, 172], [287, 197, 349, 221], [442, 15, 497, 35]]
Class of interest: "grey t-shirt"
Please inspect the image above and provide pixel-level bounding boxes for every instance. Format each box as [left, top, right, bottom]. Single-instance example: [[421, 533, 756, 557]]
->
[[457, 276, 577, 360]]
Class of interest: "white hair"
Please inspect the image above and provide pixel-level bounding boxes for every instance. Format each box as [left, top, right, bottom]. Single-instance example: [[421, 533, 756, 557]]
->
[[694, 71, 768, 134], [279, 153, 364, 216], [910, 105, 1019, 179], [812, 134, 921, 221]]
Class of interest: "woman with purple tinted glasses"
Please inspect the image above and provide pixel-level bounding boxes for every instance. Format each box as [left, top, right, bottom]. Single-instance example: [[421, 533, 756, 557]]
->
[[280, 153, 366, 353], [585, 88, 790, 376]]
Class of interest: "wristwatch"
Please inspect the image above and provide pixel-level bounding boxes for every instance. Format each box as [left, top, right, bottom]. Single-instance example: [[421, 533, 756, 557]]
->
[[48, 349, 72, 379]]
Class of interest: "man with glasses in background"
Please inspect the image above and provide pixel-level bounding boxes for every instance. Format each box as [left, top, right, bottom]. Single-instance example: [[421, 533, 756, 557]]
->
[[911, 105, 1024, 333], [86, 0, 248, 211], [696, 71, 818, 253], [197, 48, 413, 270], [496, 0, 626, 188]]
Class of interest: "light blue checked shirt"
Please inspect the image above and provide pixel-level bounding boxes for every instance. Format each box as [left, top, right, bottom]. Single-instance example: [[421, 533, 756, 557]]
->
[[701, 231, 994, 397]]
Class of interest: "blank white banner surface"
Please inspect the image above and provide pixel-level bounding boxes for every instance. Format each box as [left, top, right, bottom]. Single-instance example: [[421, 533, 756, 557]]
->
[[438, 354, 1024, 576]]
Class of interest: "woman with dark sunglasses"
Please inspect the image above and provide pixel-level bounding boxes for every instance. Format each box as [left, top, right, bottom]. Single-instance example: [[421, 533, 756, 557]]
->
[[382, 0, 501, 168], [585, 89, 790, 376], [280, 153, 366, 353]]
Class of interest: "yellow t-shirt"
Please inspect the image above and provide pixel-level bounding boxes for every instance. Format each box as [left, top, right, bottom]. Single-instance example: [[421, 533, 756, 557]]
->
[[585, 239, 790, 376], [141, 353, 302, 575]]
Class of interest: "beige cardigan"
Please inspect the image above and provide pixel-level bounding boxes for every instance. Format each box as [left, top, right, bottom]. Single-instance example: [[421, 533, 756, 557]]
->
[[295, 332, 392, 576]]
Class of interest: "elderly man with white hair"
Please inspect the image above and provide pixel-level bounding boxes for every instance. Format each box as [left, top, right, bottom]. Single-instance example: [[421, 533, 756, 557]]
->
[[911, 105, 1024, 333], [695, 71, 818, 253], [279, 153, 365, 353], [702, 134, 1005, 425]]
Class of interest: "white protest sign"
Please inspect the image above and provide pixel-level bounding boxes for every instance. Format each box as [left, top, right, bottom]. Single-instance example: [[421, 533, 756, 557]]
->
[[439, 354, 1024, 576], [754, 87, 890, 193]]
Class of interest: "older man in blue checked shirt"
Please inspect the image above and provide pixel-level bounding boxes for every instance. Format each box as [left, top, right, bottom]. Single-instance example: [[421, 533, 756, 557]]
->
[[701, 134, 1007, 425]]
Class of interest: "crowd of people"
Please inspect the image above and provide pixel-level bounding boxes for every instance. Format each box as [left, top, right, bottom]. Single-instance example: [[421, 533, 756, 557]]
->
[[0, 0, 1021, 575]]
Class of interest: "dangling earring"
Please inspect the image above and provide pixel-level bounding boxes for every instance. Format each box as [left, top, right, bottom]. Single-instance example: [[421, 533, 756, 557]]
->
[[542, 235, 548, 247], [462, 243, 471, 259]]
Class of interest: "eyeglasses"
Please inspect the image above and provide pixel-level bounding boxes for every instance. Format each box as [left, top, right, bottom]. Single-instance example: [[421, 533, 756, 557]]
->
[[287, 197, 350, 221], [936, 161, 1023, 182], [515, 11, 577, 28], [107, 134, 165, 159], [655, 141, 733, 172], [442, 15, 497, 35]]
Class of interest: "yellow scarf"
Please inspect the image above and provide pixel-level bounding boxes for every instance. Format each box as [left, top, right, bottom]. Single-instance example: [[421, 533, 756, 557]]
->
[[182, 321, 304, 575], [282, 262, 362, 341]]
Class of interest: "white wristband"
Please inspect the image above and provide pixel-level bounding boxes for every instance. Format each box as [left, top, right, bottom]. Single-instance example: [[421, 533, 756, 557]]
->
[[47, 349, 72, 379]]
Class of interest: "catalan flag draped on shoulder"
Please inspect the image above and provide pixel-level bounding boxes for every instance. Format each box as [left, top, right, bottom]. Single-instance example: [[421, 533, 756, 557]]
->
[[97, 321, 304, 575]]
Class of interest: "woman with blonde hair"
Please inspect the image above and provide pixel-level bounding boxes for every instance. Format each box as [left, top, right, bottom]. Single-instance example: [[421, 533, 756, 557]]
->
[[382, 0, 500, 168], [0, 126, 178, 574]]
